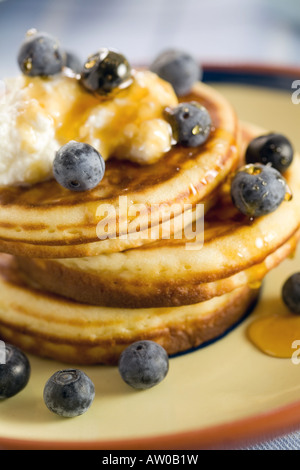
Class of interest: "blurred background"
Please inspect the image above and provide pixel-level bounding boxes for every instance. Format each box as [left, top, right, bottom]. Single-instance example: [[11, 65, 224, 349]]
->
[[0, 0, 300, 77]]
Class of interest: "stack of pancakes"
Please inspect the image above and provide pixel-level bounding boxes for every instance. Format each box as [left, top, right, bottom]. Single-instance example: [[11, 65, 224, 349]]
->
[[0, 81, 299, 365]]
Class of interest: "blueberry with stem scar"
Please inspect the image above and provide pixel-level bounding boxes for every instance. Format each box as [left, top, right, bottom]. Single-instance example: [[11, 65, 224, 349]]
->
[[118, 340, 169, 390], [282, 273, 300, 314], [164, 102, 211, 147], [81, 48, 132, 95], [43, 369, 95, 418], [231, 163, 291, 218], [53, 141, 105, 192], [150, 49, 201, 96], [17, 29, 65, 76], [246, 133, 294, 173]]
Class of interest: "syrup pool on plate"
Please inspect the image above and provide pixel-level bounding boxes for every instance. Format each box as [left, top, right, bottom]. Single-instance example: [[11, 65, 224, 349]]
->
[[247, 312, 300, 358]]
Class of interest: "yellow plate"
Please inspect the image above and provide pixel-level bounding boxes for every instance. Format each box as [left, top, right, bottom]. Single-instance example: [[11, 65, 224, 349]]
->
[[1, 70, 300, 450]]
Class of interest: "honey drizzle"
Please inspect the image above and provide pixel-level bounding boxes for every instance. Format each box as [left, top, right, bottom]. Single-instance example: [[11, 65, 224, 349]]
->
[[248, 313, 300, 358], [2, 77, 237, 207], [20, 71, 180, 162]]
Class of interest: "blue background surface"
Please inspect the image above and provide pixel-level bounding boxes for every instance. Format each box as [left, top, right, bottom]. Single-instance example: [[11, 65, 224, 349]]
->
[[0, 0, 300, 78]]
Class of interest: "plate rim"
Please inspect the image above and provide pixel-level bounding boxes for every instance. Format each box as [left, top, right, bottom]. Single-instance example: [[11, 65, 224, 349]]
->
[[203, 61, 300, 77], [1, 62, 300, 450], [1, 399, 300, 450]]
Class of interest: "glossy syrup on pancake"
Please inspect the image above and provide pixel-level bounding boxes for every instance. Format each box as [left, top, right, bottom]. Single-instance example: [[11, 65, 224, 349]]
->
[[16, 227, 300, 309], [16, 122, 300, 308], [0, 81, 239, 257]]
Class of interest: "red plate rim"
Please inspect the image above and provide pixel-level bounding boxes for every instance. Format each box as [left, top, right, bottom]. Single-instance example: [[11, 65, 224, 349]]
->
[[1, 398, 300, 450], [203, 61, 300, 77]]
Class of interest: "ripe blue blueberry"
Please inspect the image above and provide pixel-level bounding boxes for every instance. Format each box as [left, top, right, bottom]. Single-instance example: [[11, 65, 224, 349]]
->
[[246, 133, 294, 173], [118, 340, 169, 390], [150, 49, 201, 96], [164, 102, 211, 147], [53, 141, 105, 191], [231, 163, 290, 218], [43, 369, 95, 418], [17, 29, 65, 76], [282, 273, 300, 314], [80, 48, 132, 95], [0, 344, 31, 399]]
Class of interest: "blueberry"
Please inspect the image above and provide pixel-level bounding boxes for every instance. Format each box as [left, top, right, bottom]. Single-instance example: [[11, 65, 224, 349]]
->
[[53, 141, 105, 191], [64, 51, 82, 75], [43, 369, 95, 418], [17, 29, 65, 77], [150, 49, 201, 96], [246, 133, 294, 173], [0, 343, 31, 399], [118, 340, 169, 390], [282, 273, 300, 314], [80, 48, 132, 95], [231, 163, 290, 218], [164, 102, 211, 147]]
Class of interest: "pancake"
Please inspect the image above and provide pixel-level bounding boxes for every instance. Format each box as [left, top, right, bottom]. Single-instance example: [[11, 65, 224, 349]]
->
[[0, 81, 239, 258], [0, 253, 259, 365], [17, 227, 300, 308], [19, 122, 300, 308]]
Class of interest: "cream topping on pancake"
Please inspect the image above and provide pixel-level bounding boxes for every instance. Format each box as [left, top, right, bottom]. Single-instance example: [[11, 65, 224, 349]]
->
[[0, 76, 58, 186], [0, 70, 177, 186]]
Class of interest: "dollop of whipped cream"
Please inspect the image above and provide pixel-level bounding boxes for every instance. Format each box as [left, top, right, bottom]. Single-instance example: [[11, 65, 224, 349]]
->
[[0, 70, 178, 186]]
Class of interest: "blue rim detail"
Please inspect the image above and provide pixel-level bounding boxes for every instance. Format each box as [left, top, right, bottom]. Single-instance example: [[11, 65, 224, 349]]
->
[[203, 67, 297, 91], [170, 291, 260, 359]]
